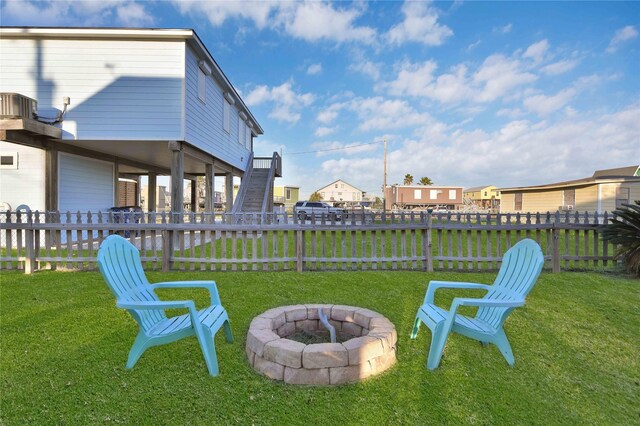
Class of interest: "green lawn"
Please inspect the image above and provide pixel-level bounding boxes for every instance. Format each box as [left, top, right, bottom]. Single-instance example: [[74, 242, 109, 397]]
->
[[1, 270, 638, 424]]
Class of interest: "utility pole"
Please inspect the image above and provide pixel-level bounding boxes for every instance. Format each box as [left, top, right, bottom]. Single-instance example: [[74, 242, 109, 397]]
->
[[383, 138, 387, 216]]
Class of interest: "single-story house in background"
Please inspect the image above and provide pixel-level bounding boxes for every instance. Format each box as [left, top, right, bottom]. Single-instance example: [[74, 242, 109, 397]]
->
[[499, 165, 640, 214], [384, 185, 464, 210], [316, 179, 365, 207], [0, 27, 275, 217], [463, 185, 501, 210]]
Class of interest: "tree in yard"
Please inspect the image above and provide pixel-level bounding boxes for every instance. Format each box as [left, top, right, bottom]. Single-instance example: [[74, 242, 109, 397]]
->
[[404, 174, 414, 185], [309, 191, 323, 202], [599, 200, 640, 276], [419, 177, 434, 185], [372, 196, 383, 209]]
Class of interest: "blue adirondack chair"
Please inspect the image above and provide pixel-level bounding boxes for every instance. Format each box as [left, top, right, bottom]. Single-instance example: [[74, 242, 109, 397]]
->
[[411, 238, 544, 370], [97, 234, 233, 376]]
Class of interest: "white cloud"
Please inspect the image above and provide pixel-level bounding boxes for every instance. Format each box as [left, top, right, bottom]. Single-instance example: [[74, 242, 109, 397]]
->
[[307, 63, 323, 75], [523, 88, 577, 116], [466, 40, 482, 51], [384, 60, 437, 97], [606, 25, 639, 53], [116, 2, 154, 27], [0, 0, 155, 26], [275, 1, 376, 44], [246, 81, 314, 124], [541, 59, 579, 75], [348, 97, 430, 131], [386, 1, 453, 46], [171, 0, 275, 28], [363, 103, 640, 189], [523, 39, 549, 64], [493, 23, 513, 34], [349, 60, 382, 81], [473, 54, 537, 102], [316, 102, 347, 125], [314, 126, 337, 137]]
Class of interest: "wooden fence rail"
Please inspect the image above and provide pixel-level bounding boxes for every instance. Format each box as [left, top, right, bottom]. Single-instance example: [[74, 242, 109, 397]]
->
[[0, 210, 616, 274]]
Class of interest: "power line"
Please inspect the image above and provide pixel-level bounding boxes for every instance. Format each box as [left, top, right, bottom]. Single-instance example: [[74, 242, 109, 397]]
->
[[285, 140, 385, 155]]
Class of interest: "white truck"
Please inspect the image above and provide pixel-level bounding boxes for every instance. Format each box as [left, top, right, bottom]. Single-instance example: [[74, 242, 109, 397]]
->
[[294, 201, 347, 221]]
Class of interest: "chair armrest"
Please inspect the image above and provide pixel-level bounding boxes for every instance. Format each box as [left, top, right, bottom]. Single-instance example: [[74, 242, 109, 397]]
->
[[150, 281, 221, 305], [116, 300, 196, 310], [451, 298, 525, 309], [424, 281, 491, 304]]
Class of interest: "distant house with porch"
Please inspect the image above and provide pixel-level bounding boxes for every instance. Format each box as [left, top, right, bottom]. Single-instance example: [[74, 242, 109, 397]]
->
[[464, 185, 501, 209], [274, 185, 300, 212], [0, 27, 278, 217], [316, 179, 364, 207], [499, 165, 640, 214], [384, 185, 464, 210]]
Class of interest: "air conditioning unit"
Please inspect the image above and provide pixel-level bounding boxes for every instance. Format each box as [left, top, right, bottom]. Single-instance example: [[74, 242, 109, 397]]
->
[[0, 93, 37, 119], [559, 205, 574, 211]]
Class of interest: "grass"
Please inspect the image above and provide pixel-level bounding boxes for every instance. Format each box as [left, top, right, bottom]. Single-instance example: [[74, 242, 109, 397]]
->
[[1, 270, 638, 424]]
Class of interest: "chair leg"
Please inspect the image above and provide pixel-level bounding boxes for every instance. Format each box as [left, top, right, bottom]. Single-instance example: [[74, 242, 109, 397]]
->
[[410, 316, 421, 339], [494, 329, 515, 366], [427, 321, 452, 370], [194, 325, 220, 376], [126, 332, 151, 369], [223, 319, 233, 343]]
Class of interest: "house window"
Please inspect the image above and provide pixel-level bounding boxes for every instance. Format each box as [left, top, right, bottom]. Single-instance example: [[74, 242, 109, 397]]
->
[[223, 99, 231, 133], [341, 184, 345, 189], [197, 69, 206, 102], [449, 190, 457, 200], [514, 192, 523, 211], [616, 187, 630, 209], [245, 127, 252, 150], [414, 189, 421, 199], [0, 153, 17, 169], [335, 184, 338, 188], [338, 192, 342, 196], [286, 188, 291, 200], [484, 191, 488, 197], [237, 117, 244, 145], [321, 192, 325, 198], [352, 193, 356, 200], [563, 189, 575, 207], [430, 189, 438, 200]]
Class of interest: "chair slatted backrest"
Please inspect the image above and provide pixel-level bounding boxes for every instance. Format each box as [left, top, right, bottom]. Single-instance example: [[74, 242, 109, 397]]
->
[[97, 235, 167, 332], [477, 239, 544, 329]]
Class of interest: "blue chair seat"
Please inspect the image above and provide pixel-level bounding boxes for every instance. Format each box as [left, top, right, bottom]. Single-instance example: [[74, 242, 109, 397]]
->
[[411, 239, 544, 370], [98, 234, 233, 376]]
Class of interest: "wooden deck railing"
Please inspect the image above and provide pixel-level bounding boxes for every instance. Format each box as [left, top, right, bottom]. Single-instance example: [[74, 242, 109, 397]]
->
[[0, 210, 616, 274]]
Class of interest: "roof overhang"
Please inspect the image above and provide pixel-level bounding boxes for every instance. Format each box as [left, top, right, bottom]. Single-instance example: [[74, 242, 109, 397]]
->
[[499, 177, 640, 193]]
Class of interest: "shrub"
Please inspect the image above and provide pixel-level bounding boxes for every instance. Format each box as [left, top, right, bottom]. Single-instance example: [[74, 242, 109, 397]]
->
[[600, 200, 640, 276]]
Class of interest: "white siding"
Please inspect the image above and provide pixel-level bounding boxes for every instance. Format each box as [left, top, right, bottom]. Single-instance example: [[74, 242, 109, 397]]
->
[[0, 38, 184, 140], [184, 46, 250, 171], [58, 153, 114, 212], [0, 142, 45, 211]]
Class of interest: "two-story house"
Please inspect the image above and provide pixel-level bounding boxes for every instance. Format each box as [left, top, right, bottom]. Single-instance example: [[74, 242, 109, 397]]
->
[[0, 27, 277, 217], [463, 185, 501, 210], [316, 179, 364, 207]]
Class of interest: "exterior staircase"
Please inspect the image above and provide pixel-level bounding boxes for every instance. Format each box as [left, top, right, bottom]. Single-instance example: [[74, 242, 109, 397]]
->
[[232, 152, 281, 214]]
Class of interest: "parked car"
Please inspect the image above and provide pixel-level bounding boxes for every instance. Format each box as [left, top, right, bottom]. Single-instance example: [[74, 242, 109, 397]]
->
[[294, 201, 347, 221]]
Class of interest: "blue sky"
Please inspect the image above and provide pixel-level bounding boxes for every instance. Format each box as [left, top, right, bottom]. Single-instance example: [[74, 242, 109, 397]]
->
[[2, 0, 639, 198]]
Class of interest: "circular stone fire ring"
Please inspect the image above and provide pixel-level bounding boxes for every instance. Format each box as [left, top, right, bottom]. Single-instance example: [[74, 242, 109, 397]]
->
[[246, 304, 397, 385]]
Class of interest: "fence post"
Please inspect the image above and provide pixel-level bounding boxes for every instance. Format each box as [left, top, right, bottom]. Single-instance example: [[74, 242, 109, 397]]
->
[[162, 229, 173, 272], [296, 229, 304, 272], [425, 212, 433, 272], [552, 212, 561, 273], [24, 212, 36, 274]]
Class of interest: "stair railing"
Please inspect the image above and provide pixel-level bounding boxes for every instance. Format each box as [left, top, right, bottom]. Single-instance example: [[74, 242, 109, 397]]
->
[[261, 152, 280, 216], [231, 152, 254, 214]]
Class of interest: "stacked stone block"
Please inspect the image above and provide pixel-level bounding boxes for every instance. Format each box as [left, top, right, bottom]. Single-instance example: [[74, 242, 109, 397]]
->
[[246, 304, 397, 385]]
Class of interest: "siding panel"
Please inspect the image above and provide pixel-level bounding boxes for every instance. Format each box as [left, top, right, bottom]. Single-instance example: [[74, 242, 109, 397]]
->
[[184, 47, 250, 171], [0, 142, 45, 211], [0, 38, 184, 141]]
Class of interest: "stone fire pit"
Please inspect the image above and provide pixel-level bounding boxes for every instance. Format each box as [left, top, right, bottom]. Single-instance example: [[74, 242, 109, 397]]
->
[[246, 304, 397, 385]]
